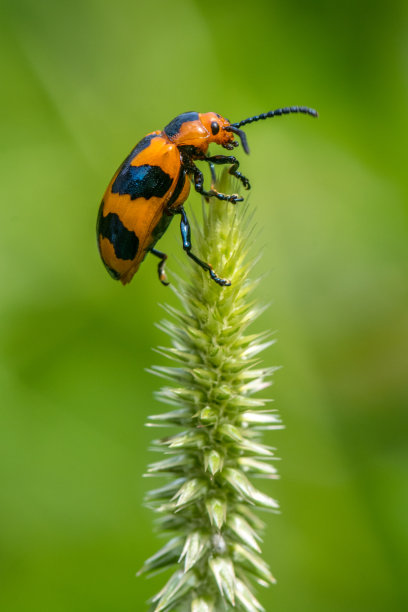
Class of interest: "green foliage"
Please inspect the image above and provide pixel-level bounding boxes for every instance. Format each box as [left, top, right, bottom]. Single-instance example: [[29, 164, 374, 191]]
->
[[140, 176, 282, 611]]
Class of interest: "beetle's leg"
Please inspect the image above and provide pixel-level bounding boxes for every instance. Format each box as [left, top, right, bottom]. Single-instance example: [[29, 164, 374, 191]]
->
[[205, 155, 251, 190], [203, 162, 217, 203], [209, 162, 217, 189], [150, 247, 169, 286], [178, 207, 231, 287], [193, 167, 243, 204]]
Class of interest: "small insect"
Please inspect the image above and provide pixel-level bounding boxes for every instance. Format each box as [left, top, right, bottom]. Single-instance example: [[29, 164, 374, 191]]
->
[[97, 106, 318, 287]]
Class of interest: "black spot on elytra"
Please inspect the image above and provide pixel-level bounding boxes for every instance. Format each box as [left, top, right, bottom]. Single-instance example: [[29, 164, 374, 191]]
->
[[112, 164, 172, 200], [98, 212, 139, 261], [164, 112, 199, 138]]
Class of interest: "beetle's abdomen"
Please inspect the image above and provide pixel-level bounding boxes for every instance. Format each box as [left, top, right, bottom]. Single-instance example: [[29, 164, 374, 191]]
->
[[97, 132, 186, 284]]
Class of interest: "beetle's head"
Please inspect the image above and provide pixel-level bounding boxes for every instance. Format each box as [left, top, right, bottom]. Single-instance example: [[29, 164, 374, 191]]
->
[[198, 112, 249, 153], [163, 111, 247, 155]]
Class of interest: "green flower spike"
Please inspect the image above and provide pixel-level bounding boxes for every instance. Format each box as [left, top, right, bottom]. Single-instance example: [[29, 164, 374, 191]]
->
[[139, 172, 283, 611]]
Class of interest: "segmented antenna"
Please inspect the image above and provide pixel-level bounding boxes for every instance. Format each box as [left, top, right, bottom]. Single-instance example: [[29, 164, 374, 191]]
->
[[231, 106, 318, 129]]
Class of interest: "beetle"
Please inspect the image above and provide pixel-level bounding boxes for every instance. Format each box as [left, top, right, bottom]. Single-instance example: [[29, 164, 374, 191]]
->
[[97, 106, 318, 287]]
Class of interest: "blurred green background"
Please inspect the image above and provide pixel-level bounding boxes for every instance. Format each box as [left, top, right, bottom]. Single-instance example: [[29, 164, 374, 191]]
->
[[1, 0, 407, 610]]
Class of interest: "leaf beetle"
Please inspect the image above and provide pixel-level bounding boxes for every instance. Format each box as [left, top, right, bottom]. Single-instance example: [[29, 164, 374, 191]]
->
[[97, 106, 318, 287]]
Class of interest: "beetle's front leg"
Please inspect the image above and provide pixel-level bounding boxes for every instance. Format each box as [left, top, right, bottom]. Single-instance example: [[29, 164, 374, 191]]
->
[[178, 207, 231, 287], [193, 167, 243, 204], [208, 162, 217, 190], [205, 155, 251, 190], [202, 162, 217, 203]]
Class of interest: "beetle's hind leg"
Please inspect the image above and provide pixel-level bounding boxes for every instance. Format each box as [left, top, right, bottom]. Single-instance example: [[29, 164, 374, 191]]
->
[[150, 248, 170, 286], [205, 154, 251, 191], [178, 207, 231, 287]]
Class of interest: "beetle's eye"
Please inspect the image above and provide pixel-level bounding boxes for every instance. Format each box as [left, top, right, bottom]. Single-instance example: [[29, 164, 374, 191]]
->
[[211, 121, 220, 135]]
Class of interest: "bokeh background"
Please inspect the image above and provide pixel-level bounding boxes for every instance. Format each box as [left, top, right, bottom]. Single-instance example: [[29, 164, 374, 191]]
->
[[1, 0, 407, 610]]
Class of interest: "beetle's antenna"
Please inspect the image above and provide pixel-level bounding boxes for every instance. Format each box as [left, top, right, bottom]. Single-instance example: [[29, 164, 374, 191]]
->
[[232, 106, 318, 129], [224, 125, 250, 154]]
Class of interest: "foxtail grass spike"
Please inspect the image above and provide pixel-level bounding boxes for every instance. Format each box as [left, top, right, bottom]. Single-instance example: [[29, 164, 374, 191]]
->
[[140, 171, 282, 611]]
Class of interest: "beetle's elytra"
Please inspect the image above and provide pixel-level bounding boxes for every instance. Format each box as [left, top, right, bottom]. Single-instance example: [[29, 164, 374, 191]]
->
[[97, 107, 318, 287]]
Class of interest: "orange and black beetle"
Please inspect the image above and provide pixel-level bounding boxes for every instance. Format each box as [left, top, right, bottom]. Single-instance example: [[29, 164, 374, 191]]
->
[[97, 107, 318, 287]]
